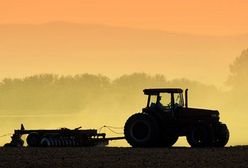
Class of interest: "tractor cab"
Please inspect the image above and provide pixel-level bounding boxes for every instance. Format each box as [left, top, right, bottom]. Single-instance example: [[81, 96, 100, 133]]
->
[[143, 88, 187, 114]]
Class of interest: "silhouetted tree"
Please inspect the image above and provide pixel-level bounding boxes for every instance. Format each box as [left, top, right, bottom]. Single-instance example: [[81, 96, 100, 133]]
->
[[227, 48, 248, 88]]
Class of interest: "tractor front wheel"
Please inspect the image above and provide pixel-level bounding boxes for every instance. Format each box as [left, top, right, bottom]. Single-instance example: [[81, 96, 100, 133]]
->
[[187, 123, 213, 147], [213, 123, 229, 147]]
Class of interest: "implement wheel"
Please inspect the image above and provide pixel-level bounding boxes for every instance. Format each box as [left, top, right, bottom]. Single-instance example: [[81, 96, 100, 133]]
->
[[27, 132, 41, 147]]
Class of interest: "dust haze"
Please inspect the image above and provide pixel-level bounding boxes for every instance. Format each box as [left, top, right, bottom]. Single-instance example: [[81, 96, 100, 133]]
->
[[0, 23, 248, 146], [0, 49, 248, 146]]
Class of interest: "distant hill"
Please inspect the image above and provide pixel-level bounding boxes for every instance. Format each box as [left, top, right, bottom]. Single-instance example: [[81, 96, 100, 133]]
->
[[0, 22, 247, 85]]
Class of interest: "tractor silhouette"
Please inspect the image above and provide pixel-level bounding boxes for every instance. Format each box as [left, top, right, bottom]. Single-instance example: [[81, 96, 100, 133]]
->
[[124, 88, 229, 147]]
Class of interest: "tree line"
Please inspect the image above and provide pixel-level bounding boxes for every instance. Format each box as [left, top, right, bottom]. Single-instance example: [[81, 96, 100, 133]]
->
[[0, 48, 247, 115]]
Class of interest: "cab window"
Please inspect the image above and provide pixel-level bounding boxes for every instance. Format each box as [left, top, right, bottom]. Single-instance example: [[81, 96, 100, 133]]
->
[[174, 93, 184, 107], [160, 93, 172, 107], [149, 95, 157, 107]]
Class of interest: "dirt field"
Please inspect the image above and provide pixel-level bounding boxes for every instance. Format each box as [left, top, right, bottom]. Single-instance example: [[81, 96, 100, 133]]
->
[[0, 146, 247, 168]]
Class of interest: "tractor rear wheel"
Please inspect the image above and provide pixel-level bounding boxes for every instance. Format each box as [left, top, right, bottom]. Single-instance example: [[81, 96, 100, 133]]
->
[[124, 113, 159, 147], [158, 135, 178, 147], [186, 123, 213, 147], [4, 143, 14, 147]]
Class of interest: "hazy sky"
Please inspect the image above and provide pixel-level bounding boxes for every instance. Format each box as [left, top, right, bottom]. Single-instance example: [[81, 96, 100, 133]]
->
[[0, 0, 248, 35], [0, 0, 247, 87]]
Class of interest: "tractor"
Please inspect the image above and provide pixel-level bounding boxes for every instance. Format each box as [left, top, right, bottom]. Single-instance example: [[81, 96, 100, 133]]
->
[[124, 88, 229, 147]]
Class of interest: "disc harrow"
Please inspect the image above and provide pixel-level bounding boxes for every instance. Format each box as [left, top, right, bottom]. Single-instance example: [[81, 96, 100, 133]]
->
[[4, 124, 124, 147]]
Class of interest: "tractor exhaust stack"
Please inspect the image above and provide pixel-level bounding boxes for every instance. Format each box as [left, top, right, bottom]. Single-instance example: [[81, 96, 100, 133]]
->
[[185, 89, 188, 108]]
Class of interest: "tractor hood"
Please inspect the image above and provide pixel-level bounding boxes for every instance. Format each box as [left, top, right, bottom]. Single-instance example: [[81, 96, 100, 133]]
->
[[178, 107, 220, 121]]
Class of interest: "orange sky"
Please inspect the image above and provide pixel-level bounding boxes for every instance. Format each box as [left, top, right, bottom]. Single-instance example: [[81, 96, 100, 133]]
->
[[0, 0, 248, 35], [0, 0, 248, 86]]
